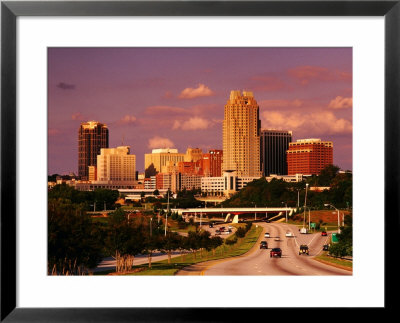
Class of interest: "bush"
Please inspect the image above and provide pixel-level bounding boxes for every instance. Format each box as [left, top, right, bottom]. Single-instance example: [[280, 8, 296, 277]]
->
[[235, 227, 246, 238]]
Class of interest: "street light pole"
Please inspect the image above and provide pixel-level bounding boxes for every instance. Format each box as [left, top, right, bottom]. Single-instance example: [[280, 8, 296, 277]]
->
[[281, 202, 288, 223], [324, 203, 341, 234], [303, 183, 309, 229]]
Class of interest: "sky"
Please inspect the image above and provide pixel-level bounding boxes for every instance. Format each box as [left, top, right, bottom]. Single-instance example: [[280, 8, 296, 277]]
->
[[48, 47, 352, 174]]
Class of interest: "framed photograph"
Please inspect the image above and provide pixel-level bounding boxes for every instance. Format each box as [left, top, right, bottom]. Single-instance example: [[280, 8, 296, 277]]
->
[[1, 0, 397, 321]]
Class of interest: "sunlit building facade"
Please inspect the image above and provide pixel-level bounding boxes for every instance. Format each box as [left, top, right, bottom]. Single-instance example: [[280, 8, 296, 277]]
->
[[287, 139, 333, 175], [222, 90, 261, 177]]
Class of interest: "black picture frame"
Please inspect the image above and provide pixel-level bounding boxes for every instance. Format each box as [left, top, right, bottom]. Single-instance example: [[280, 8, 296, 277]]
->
[[1, 1, 397, 321]]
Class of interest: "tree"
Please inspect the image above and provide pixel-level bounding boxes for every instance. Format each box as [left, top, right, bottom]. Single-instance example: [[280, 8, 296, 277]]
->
[[48, 199, 103, 275], [317, 164, 340, 186], [145, 163, 157, 178], [159, 232, 182, 264], [209, 236, 223, 256], [105, 208, 146, 273]]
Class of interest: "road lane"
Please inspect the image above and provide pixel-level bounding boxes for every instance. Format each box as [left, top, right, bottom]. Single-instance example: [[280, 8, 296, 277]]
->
[[196, 222, 352, 276]]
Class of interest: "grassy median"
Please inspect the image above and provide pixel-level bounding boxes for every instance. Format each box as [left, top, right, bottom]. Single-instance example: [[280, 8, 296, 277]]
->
[[314, 252, 353, 271], [119, 224, 263, 275]]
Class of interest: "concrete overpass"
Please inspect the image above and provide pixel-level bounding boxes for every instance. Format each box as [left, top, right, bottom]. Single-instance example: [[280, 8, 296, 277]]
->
[[171, 207, 295, 223]]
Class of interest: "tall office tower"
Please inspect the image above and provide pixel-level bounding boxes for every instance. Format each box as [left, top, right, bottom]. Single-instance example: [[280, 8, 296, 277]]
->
[[287, 139, 333, 175], [201, 149, 223, 177], [144, 148, 185, 173], [184, 147, 203, 162], [260, 129, 292, 176], [222, 90, 261, 177], [96, 146, 136, 182], [78, 121, 108, 180]]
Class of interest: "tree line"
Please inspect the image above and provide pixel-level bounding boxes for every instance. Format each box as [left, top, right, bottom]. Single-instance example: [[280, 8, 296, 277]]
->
[[48, 197, 225, 275], [222, 165, 352, 209]]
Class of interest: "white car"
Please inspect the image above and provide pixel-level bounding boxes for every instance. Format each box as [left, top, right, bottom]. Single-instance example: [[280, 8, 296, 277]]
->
[[264, 232, 270, 238], [285, 231, 293, 237]]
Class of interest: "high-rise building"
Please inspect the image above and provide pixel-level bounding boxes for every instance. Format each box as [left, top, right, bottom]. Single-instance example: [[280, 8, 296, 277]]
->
[[201, 149, 223, 177], [96, 146, 136, 182], [78, 121, 108, 180], [287, 139, 333, 175], [222, 90, 261, 177], [144, 148, 185, 174], [260, 129, 292, 176]]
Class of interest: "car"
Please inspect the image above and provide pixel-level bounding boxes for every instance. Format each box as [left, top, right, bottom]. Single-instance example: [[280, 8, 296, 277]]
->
[[274, 236, 280, 241], [260, 241, 268, 249], [215, 231, 221, 235], [266, 220, 271, 223], [209, 223, 214, 228], [299, 244, 309, 255], [264, 232, 270, 238], [228, 225, 233, 229], [219, 226, 226, 232], [323, 244, 329, 251], [270, 248, 282, 258], [285, 231, 293, 237], [321, 231, 327, 236]]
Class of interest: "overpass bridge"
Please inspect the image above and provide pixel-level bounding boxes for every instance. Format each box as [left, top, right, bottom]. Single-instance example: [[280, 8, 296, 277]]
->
[[171, 207, 295, 223]]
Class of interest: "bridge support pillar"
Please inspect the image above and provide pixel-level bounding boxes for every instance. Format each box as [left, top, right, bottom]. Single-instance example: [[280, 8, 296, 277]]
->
[[224, 213, 231, 222], [232, 214, 239, 224]]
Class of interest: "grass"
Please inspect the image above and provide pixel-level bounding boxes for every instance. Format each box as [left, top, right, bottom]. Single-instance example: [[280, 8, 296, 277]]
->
[[98, 224, 263, 276], [314, 252, 353, 270]]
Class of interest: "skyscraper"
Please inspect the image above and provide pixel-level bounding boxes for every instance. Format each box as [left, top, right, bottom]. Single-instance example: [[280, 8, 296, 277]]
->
[[78, 121, 108, 180], [260, 129, 292, 176], [287, 138, 333, 175], [222, 90, 261, 177]]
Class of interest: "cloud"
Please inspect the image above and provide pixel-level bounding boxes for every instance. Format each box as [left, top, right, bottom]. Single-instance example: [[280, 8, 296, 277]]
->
[[148, 136, 175, 149], [119, 115, 137, 124], [178, 84, 215, 99], [172, 116, 212, 131], [247, 75, 288, 92], [57, 82, 75, 90], [288, 66, 352, 85], [71, 112, 85, 121], [145, 105, 190, 117], [163, 91, 174, 99], [259, 99, 303, 110], [328, 96, 353, 109], [261, 110, 352, 136]]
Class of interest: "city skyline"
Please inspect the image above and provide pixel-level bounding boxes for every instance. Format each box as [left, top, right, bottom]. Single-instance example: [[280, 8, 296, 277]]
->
[[48, 47, 352, 174]]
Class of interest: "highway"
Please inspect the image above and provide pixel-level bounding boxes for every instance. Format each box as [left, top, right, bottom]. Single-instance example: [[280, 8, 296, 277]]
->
[[177, 222, 352, 276]]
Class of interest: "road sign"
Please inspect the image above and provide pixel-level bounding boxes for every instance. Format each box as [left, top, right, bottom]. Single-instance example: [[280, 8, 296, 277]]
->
[[331, 233, 339, 243], [310, 222, 316, 229]]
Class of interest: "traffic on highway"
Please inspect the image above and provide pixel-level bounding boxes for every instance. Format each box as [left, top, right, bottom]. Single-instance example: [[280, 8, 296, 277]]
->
[[177, 221, 351, 276]]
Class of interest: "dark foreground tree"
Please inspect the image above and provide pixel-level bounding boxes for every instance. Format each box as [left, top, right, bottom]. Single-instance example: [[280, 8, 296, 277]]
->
[[48, 199, 103, 275]]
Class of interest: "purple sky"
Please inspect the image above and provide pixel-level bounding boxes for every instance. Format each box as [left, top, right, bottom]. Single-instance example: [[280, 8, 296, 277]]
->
[[48, 47, 352, 174]]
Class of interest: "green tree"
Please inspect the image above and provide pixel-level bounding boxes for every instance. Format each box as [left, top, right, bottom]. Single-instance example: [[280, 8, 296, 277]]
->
[[159, 232, 182, 264], [317, 164, 340, 186], [105, 208, 146, 272], [48, 199, 103, 275]]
